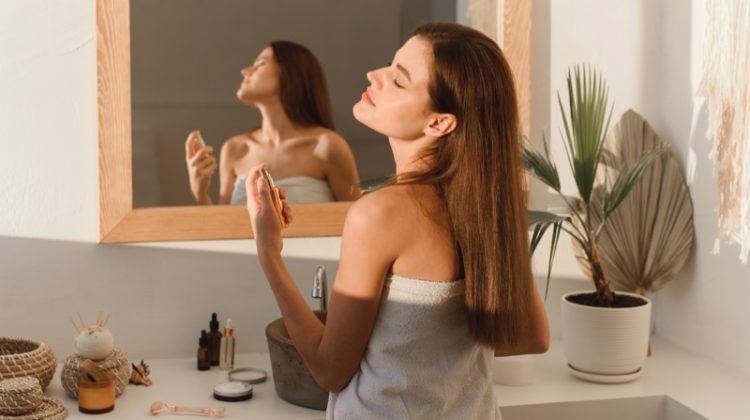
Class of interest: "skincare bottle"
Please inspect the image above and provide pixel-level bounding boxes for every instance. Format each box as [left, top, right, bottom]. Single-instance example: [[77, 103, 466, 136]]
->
[[197, 330, 210, 371], [208, 313, 223, 366], [219, 318, 235, 370]]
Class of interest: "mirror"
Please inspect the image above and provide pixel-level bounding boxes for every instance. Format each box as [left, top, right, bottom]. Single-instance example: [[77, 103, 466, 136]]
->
[[130, 0, 461, 207], [98, 0, 530, 243]]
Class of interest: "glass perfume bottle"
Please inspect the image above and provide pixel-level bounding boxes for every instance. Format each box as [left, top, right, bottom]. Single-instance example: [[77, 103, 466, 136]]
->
[[219, 318, 235, 370]]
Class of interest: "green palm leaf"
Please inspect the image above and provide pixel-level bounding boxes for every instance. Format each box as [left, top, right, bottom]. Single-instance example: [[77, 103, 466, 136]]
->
[[523, 133, 561, 191], [527, 210, 566, 300], [558, 65, 614, 204]]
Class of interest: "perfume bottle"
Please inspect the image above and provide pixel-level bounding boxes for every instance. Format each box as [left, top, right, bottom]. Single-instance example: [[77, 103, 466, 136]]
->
[[197, 330, 210, 371], [207, 313, 223, 366], [219, 318, 235, 370]]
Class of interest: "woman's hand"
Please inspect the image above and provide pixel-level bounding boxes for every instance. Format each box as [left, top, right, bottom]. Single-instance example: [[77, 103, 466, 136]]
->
[[184, 130, 217, 204], [246, 164, 293, 258]]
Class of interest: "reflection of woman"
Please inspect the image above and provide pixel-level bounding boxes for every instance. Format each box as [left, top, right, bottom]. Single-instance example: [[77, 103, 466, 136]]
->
[[247, 23, 549, 418], [185, 41, 360, 205]]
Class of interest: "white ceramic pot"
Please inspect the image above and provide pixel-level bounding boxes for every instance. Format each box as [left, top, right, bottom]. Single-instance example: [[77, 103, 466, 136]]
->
[[561, 290, 651, 378]]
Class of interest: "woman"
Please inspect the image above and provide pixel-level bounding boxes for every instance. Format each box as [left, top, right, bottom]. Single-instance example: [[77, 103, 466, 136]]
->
[[185, 41, 361, 205], [247, 23, 549, 419]]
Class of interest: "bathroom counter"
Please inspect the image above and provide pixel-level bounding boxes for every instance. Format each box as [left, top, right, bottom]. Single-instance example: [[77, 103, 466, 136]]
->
[[46, 335, 750, 419], [495, 335, 750, 420]]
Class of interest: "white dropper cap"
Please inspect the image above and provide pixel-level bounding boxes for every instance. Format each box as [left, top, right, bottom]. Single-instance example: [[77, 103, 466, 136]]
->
[[224, 318, 233, 336]]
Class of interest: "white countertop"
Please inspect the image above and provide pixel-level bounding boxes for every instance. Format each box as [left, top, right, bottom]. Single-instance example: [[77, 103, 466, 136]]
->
[[45, 335, 750, 419]]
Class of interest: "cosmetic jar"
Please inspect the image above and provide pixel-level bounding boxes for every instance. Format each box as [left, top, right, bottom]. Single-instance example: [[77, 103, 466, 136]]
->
[[227, 367, 267, 384], [77, 360, 115, 414], [213, 381, 253, 402], [78, 375, 115, 414]]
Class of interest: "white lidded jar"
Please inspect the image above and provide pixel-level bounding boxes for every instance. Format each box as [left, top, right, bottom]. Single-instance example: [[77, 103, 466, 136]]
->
[[75, 325, 114, 361]]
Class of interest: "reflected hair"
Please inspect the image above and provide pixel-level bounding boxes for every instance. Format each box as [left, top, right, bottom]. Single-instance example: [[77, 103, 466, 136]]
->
[[401, 22, 533, 348], [269, 41, 335, 130]]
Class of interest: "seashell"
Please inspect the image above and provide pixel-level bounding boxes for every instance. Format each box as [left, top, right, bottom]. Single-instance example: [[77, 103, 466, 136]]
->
[[75, 326, 114, 361], [129, 360, 152, 386]]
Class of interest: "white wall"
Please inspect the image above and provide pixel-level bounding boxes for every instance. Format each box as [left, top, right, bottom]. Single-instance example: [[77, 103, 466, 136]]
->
[[0, 1, 339, 360], [654, 0, 750, 377], [0, 0, 98, 242], [4, 0, 750, 379], [532, 0, 750, 377]]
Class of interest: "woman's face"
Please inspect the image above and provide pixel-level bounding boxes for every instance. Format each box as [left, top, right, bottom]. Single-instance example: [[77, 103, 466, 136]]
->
[[353, 36, 434, 140], [236, 47, 280, 105]]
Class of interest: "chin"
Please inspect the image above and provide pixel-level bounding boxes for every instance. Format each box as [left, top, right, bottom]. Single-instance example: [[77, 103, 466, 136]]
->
[[352, 101, 374, 127], [237, 93, 257, 107]]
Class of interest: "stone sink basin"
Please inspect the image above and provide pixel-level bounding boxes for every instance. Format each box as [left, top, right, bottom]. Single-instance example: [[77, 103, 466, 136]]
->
[[266, 311, 328, 410]]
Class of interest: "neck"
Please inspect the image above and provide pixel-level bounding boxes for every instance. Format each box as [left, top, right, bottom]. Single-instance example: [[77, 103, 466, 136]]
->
[[389, 135, 437, 176], [256, 100, 299, 146]]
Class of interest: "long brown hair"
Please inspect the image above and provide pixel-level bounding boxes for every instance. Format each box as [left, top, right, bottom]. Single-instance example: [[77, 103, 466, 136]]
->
[[269, 41, 335, 130], [404, 22, 532, 348]]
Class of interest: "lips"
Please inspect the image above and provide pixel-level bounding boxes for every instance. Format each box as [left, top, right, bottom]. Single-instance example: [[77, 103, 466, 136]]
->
[[362, 89, 375, 106]]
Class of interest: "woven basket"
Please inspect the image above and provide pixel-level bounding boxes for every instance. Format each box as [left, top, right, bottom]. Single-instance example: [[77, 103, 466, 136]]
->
[[0, 397, 68, 420], [0, 377, 43, 416], [0, 337, 57, 391], [61, 350, 130, 398]]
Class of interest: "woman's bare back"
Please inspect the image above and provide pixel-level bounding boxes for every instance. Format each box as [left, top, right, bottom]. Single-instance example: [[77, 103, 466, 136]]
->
[[364, 184, 460, 282]]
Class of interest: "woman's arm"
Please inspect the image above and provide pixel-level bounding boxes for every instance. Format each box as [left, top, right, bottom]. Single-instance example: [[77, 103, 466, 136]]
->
[[247, 168, 399, 392], [184, 130, 217, 205], [217, 138, 241, 205], [494, 276, 550, 356], [318, 133, 362, 201]]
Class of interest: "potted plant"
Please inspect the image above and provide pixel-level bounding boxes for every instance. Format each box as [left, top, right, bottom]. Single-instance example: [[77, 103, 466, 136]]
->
[[524, 65, 663, 383]]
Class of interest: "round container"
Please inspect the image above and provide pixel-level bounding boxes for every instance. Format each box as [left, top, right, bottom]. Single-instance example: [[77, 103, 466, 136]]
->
[[213, 382, 253, 402], [78, 376, 115, 414], [61, 350, 130, 398], [0, 337, 57, 390], [0, 376, 44, 416], [561, 290, 651, 382]]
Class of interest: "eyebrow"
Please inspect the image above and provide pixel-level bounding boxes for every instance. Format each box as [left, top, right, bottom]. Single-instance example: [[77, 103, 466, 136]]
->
[[395, 63, 412, 82]]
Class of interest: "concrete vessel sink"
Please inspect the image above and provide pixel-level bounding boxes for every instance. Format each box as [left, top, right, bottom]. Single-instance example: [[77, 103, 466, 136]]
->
[[266, 311, 328, 410]]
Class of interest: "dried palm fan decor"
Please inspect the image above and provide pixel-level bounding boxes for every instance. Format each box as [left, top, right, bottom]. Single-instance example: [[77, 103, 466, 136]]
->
[[698, 0, 750, 263], [572, 110, 695, 295]]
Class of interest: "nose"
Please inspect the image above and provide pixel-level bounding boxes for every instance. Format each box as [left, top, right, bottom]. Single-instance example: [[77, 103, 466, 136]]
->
[[366, 69, 382, 88], [241, 67, 252, 77]]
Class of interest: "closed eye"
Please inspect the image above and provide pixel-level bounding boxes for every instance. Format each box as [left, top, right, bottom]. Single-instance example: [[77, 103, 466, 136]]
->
[[387, 63, 404, 88]]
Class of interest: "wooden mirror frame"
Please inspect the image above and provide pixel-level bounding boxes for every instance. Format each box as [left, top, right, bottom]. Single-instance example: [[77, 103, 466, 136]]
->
[[98, 0, 530, 243]]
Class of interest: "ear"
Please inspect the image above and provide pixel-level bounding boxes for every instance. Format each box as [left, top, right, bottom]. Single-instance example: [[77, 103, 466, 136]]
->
[[424, 113, 458, 137]]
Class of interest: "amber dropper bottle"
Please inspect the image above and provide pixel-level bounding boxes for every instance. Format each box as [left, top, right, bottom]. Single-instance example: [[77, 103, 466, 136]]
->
[[208, 313, 223, 366], [197, 330, 210, 371]]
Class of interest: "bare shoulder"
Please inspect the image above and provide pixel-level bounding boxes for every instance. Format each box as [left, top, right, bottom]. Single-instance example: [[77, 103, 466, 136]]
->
[[341, 186, 418, 261], [344, 185, 418, 234], [221, 132, 255, 160], [312, 129, 352, 156]]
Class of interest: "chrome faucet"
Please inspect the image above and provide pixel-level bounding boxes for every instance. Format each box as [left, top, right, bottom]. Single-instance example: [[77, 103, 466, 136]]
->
[[311, 265, 328, 312]]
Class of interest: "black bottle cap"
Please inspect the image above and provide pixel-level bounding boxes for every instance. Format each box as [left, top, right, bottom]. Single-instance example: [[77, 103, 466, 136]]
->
[[210, 313, 219, 331], [199, 329, 208, 347]]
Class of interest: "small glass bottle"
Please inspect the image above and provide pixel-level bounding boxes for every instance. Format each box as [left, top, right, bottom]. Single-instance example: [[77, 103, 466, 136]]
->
[[208, 313, 223, 366], [219, 318, 235, 370], [197, 330, 210, 371]]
